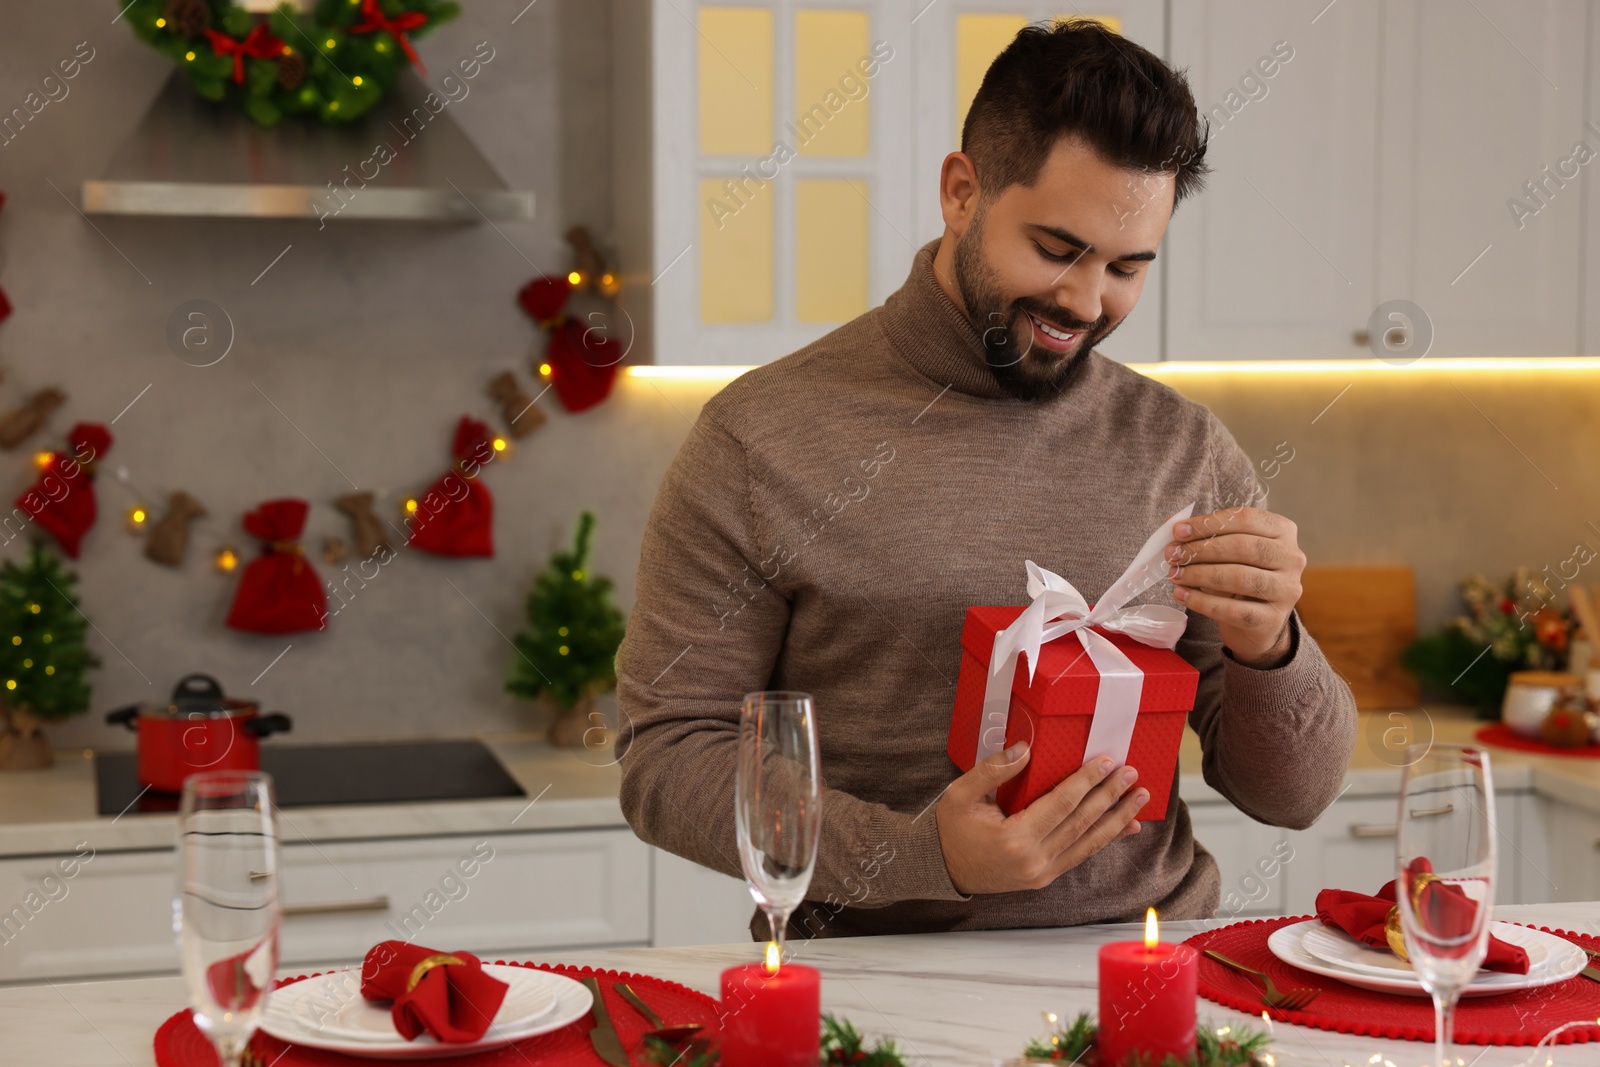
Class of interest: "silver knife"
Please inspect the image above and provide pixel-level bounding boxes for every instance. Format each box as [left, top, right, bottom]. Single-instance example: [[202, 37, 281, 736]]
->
[[581, 975, 630, 1066]]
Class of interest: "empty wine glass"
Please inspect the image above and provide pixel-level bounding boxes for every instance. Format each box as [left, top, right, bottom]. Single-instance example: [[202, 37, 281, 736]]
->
[[176, 771, 282, 1067], [1395, 743, 1496, 1067], [735, 691, 821, 959]]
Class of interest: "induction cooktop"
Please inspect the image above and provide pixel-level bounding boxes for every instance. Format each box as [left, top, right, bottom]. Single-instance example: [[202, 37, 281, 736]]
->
[[94, 739, 527, 816]]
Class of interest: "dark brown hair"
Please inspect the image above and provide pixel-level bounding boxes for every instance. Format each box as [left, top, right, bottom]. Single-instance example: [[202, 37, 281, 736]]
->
[[961, 19, 1210, 206]]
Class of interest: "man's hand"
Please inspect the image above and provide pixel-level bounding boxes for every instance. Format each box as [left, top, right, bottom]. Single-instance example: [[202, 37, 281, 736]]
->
[[935, 741, 1148, 895], [1166, 506, 1305, 669]]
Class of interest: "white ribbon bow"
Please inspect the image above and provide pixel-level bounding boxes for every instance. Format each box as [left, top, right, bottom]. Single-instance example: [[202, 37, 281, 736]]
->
[[975, 504, 1196, 768]]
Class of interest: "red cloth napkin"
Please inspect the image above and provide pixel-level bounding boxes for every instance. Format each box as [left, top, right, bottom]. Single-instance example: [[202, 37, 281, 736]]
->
[[360, 940, 509, 1043], [1315, 859, 1529, 974]]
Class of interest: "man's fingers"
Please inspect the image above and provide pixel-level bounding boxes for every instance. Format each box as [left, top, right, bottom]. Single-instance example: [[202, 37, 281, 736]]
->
[[1177, 587, 1291, 632], [1174, 506, 1293, 542], [946, 740, 1031, 807], [1038, 766, 1136, 853], [1050, 787, 1149, 877], [1171, 561, 1300, 604], [1013, 756, 1117, 835], [1168, 532, 1290, 570]]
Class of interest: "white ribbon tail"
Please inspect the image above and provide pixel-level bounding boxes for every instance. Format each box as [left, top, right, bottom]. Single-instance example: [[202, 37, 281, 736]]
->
[[1077, 629, 1146, 767]]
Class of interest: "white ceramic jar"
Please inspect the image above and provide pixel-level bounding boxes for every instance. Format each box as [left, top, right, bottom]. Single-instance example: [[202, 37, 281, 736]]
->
[[1502, 671, 1582, 738]]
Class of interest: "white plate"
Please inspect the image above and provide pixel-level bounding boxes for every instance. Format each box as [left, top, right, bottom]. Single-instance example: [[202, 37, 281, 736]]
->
[[261, 965, 591, 1059], [1300, 919, 1555, 979], [309, 964, 559, 1042], [1265, 921, 1586, 998]]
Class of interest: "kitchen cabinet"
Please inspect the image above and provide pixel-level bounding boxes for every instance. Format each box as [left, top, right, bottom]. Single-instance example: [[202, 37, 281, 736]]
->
[[1532, 795, 1600, 903], [1187, 800, 1287, 917], [1374, 0, 1589, 359], [1277, 790, 1528, 916], [1167, 0, 1591, 361], [0, 829, 652, 985], [1164, 0, 1382, 361], [653, 847, 757, 947]]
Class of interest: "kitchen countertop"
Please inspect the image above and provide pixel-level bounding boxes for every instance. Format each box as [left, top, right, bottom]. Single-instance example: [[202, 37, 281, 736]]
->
[[0, 734, 627, 857], [6, 704, 1600, 858], [7, 902, 1600, 1066]]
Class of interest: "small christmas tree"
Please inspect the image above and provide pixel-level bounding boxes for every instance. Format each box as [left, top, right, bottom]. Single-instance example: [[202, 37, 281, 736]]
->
[[507, 511, 626, 746], [0, 541, 99, 770]]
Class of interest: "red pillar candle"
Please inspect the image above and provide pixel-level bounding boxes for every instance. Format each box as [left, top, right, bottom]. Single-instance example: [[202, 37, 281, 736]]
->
[[719, 943, 821, 1067], [1097, 908, 1198, 1067]]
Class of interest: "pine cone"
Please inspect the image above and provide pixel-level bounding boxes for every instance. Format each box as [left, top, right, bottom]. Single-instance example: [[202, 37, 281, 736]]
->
[[277, 52, 307, 90], [163, 0, 212, 38]]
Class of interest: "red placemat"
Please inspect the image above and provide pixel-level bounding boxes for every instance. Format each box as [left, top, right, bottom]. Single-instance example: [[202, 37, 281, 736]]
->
[[1185, 916, 1600, 1045], [154, 962, 721, 1066], [1475, 723, 1600, 759]]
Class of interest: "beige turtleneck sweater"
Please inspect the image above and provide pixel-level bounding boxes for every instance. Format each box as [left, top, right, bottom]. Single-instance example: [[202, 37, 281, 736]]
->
[[616, 242, 1358, 938]]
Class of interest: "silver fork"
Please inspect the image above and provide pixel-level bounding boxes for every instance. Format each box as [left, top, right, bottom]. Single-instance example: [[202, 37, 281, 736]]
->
[[1203, 949, 1319, 1010]]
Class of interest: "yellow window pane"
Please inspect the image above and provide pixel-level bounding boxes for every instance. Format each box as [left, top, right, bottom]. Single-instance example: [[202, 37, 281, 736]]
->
[[700, 177, 773, 323], [955, 15, 1124, 143], [1055, 15, 1121, 34], [699, 8, 773, 156], [956, 14, 1027, 143], [795, 179, 869, 324], [794, 9, 871, 158]]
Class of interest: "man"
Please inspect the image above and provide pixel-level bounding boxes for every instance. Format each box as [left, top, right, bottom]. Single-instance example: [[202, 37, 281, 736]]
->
[[617, 20, 1356, 938]]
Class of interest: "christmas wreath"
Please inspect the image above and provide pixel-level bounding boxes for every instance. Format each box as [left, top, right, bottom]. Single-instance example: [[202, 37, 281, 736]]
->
[[120, 0, 460, 126]]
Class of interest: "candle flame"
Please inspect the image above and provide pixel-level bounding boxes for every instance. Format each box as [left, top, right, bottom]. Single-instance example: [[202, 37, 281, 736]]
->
[[764, 941, 781, 975], [1144, 907, 1159, 948]]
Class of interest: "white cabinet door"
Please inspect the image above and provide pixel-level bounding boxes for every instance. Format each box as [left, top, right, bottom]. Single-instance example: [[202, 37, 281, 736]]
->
[[1187, 802, 1287, 918], [1376, 0, 1588, 359], [0, 848, 176, 983], [651, 848, 758, 947], [909, 1, 1168, 364], [1536, 797, 1600, 903], [1164, 0, 1381, 360], [278, 830, 651, 967], [0, 830, 652, 984], [1283, 795, 1401, 915]]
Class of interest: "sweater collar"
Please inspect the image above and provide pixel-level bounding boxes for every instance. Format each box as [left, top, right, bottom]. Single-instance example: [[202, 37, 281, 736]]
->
[[878, 240, 1010, 400]]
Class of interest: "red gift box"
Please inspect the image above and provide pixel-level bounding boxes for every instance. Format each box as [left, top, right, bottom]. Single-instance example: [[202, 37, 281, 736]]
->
[[949, 604, 1198, 819]]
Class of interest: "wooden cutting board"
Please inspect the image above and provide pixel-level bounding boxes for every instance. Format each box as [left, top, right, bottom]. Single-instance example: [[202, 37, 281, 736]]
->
[[1295, 566, 1419, 709]]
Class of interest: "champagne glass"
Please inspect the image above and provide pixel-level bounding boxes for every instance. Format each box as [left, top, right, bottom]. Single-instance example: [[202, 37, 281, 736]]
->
[[176, 771, 282, 1067], [1395, 744, 1496, 1067], [735, 691, 821, 960]]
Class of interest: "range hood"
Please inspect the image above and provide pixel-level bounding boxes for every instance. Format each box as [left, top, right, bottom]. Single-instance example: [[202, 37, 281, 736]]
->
[[81, 72, 534, 223]]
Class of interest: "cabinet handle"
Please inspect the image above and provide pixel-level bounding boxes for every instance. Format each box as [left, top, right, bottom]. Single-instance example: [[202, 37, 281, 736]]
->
[[1408, 803, 1455, 818], [283, 895, 391, 917], [1349, 823, 1398, 838]]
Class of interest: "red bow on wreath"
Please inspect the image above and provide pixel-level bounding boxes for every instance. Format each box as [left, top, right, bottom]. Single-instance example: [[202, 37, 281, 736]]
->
[[204, 24, 286, 86], [516, 277, 622, 415], [352, 0, 430, 75], [407, 417, 496, 558], [225, 499, 328, 634], [15, 422, 111, 560]]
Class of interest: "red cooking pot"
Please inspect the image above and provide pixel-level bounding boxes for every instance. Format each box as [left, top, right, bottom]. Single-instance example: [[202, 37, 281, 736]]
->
[[105, 673, 292, 793]]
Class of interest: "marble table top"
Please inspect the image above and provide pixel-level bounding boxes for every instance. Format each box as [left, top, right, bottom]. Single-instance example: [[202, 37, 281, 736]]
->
[[7, 902, 1600, 1066]]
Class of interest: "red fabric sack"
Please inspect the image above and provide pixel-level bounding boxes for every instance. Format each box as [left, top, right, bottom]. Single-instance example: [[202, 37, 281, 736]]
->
[[225, 499, 327, 634], [16, 422, 111, 559], [408, 417, 496, 558]]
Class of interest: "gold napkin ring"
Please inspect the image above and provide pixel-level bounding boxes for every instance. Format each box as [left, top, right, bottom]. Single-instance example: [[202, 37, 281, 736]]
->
[[405, 953, 465, 992]]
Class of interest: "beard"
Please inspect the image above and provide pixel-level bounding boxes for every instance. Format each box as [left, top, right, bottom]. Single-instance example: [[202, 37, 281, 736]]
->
[[952, 207, 1120, 403]]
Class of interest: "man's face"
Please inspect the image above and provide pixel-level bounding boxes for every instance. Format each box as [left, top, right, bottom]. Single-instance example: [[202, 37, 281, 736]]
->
[[951, 136, 1175, 402]]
